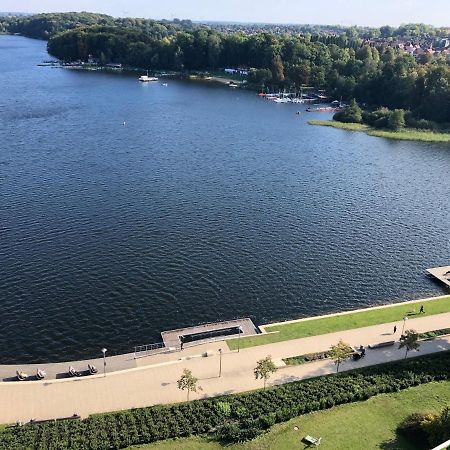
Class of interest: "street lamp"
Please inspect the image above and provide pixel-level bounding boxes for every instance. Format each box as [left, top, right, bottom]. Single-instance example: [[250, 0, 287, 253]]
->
[[237, 326, 242, 353], [401, 316, 408, 336], [218, 348, 223, 377], [101, 348, 107, 377]]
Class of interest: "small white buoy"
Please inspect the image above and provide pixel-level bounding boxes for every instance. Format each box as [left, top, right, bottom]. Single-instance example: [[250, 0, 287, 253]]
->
[[123, 121, 127, 126]]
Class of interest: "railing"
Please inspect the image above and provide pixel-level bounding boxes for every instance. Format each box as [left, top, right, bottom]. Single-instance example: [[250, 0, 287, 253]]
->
[[431, 440, 450, 450], [133, 342, 169, 359], [133, 327, 244, 359]]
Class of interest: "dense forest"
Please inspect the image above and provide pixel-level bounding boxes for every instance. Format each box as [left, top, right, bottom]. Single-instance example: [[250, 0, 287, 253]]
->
[[0, 12, 194, 38], [1, 13, 449, 124], [46, 25, 450, 124]]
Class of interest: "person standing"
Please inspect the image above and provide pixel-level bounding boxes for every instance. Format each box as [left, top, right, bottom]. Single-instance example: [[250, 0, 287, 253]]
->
[[393, 325, 397, 334], [419, 305, 424, 314]]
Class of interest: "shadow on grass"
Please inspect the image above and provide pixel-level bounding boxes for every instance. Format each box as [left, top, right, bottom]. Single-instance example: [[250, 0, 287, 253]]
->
[[380, 430, 428, 450]]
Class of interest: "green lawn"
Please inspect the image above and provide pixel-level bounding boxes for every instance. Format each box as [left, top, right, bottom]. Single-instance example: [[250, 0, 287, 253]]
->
[[129, 381, 450, 450], [308, 120, 450, 143], [307, 120, 369, 131], [367, 128, 450, 143], [227, 296, 450, 350]]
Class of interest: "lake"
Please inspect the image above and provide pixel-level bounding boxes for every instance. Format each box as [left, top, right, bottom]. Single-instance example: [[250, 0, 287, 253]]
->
[[0, 35, 449, 364]]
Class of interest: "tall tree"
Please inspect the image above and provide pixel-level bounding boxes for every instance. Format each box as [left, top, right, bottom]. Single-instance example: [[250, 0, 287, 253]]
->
[[271, 55, 285, 83]]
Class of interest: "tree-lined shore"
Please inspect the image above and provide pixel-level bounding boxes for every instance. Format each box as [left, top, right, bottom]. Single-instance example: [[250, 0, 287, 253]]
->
[[1, 12, 449, 126]]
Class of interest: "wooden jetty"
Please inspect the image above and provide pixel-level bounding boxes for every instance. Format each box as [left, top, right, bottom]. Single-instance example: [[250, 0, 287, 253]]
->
[[427, 266, 450, 288]]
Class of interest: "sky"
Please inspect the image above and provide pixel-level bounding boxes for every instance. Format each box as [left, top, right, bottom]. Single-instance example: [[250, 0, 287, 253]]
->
[[2, 0, 449, 27]]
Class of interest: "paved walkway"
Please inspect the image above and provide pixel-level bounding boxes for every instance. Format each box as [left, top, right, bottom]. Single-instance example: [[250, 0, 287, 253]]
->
[[0, 312, 449, 424]]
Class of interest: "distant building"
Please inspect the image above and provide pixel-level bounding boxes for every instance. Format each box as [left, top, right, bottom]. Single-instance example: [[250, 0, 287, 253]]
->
[[224, 68, 248, 76]]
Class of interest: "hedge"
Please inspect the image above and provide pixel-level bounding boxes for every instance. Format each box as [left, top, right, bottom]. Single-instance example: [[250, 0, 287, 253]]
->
[[284, 350, 331, 366], [419, 328, 450, 340], [1, 351, 450, 449]]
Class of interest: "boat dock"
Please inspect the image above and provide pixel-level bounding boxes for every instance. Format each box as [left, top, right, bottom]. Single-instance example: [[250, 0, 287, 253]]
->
[[161, 318, 259, 348], [427, 266, 450, 288]]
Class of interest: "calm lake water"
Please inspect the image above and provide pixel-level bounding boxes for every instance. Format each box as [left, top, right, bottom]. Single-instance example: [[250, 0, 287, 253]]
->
[[1, 36, 449, 364]]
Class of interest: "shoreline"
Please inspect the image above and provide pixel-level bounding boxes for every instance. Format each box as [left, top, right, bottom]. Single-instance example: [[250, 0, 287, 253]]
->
[[228, 293, 450, 350], [1, 316, 449, 424], [308, 119, 450, 143], [1, 292, 449, 370], [259, 293, 450, 331]]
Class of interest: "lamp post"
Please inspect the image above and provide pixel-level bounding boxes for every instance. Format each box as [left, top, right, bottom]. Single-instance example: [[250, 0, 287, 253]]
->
[[218, 348, 223, 377], [401, 316, 408, 336], [101, 348, 107, 377], [237, 326, 242, 353]]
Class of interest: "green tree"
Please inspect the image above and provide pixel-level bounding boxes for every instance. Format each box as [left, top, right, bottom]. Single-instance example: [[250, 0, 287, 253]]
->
[[177, 368, 200, 401], [399, 330, 420, 359], [271, 54, 285, 83], [254, 356, 277, 389], [206, 34, 222, 69], [334, 98, 362, 123], [248, 68, 272, 84], [99, 51, 107, 65], [329, 339, 353, 373], [388, 109, 406, 131]]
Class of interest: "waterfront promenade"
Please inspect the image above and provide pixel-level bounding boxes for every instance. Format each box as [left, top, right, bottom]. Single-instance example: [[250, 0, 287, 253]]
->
[[0, 311, 449, 425]]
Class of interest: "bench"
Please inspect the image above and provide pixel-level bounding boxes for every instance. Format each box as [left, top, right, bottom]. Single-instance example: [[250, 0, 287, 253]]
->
[[303, 435, 322, 447], [368, 340, 395, 349]]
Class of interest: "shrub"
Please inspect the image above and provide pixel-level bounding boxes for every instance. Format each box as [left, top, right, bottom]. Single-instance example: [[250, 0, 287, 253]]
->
[[422, 407, 450, 447], [216, 401, 231, 417], [387, 109, 406, 131], [1, 352, 450, 448], [419, 328, 450, 340], [284, 350, 331, 365], [405, 115, 436, 130], [333, 99, 363, 123]]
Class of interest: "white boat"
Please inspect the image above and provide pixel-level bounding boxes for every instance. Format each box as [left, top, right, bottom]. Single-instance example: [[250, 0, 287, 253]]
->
[[139, 71, 158, 82], [273, 97, 289, 103]]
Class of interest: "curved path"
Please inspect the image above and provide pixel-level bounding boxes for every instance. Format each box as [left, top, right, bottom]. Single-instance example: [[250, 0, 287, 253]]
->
[[0, 312, 449, 424]]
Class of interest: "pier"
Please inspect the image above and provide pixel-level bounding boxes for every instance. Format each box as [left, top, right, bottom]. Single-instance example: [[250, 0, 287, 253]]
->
[[134, 318, 259, 358], [161, 318, 258, 349], [0, 318, 259, 381], [427, 266, 450, 288]]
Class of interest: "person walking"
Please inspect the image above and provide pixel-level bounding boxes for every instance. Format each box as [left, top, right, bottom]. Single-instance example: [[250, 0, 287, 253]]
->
[[419, 305, 425, 314], [393, 325, 397, 334]]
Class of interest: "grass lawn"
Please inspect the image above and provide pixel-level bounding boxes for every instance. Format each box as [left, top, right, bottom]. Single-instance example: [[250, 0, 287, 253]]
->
[[307, 119, 369, 131], [308, 119, 450, 143], [128, 381, 450, 450], [367, 128, 450, 143], [227, 296, 450, 350]]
